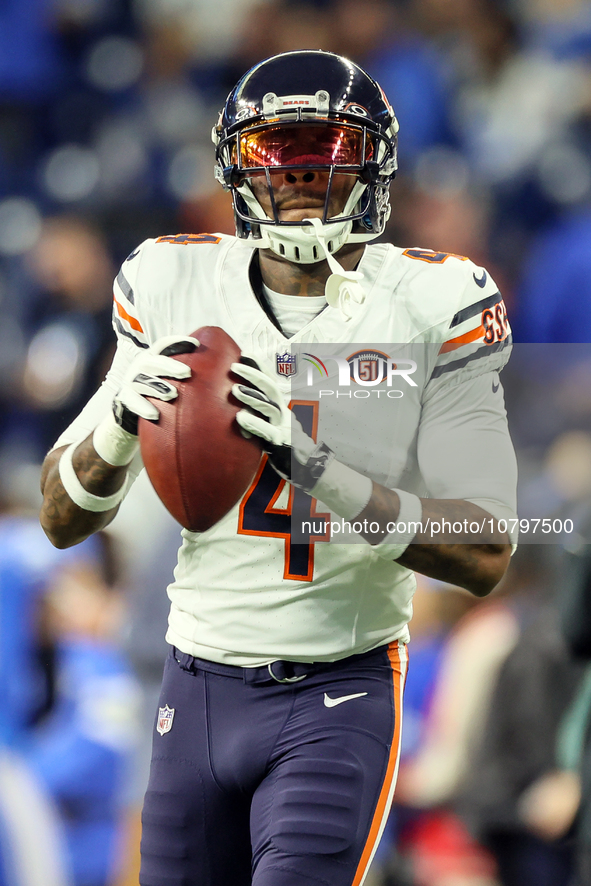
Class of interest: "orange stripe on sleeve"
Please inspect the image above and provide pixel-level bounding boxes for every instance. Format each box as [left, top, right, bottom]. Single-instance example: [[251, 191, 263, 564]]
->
[[114, 297, 144, 333], [351, 641, 407, 886], [439, 324, 484, 354]]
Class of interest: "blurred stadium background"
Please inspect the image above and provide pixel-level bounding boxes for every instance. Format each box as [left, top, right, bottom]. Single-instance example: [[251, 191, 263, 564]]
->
[[2, 1, 591, 884]]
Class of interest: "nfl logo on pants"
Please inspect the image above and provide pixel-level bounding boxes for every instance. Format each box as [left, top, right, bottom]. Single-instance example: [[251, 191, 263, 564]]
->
[[157, 705, 174, 735]]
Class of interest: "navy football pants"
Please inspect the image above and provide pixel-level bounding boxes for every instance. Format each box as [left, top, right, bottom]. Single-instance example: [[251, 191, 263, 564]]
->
[[140, 641, 407, 886]]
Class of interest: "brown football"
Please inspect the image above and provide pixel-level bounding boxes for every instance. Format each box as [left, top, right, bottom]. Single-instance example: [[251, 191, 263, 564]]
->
[[138, 326, 263, 531]]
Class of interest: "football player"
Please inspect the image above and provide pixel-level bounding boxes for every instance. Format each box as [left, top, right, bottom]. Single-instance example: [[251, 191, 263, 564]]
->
[[39, 51, 517, 886]]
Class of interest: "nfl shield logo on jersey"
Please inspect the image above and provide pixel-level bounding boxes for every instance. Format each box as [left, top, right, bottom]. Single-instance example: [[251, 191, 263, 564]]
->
[[276, 352, 297, 376], [157, 705, 175, 735]]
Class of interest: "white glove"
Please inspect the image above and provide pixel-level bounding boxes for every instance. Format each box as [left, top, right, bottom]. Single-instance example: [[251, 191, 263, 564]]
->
[[232, 358, 333, 491], [113, 335, 200, 432], [93, 334, 199, 466], [232, 358, 372, 518]]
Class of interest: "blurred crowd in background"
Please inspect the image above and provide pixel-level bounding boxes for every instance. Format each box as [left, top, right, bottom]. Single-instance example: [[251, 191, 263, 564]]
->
[[2, 0, 591, 884]]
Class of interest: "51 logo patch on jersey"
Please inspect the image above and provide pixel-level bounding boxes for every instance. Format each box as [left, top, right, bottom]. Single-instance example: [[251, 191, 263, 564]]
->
[[347, 349, 391, 384]]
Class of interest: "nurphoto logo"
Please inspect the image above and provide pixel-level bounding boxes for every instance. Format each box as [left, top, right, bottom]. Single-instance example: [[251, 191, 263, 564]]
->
[[303, 351, 417, 387], [302, 350, 417, 397]]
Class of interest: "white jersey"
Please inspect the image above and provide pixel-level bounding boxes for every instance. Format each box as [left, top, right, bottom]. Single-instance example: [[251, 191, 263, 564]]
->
[[54, 233, 517, 665]]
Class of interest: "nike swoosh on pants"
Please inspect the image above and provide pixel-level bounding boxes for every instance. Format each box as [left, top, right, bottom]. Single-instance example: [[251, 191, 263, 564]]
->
[[323, 692, 368, 707]]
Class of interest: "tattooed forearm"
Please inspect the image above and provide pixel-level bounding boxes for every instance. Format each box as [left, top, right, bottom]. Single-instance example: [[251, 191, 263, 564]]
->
[[397, 541, 510, 597], [72, 441, 127, 496], [355, 483, 511, 596], [40, 434, 126, 548]]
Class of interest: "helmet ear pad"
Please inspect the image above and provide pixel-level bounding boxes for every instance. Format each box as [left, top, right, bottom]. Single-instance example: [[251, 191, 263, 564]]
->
[[363, 180, 392, 235]]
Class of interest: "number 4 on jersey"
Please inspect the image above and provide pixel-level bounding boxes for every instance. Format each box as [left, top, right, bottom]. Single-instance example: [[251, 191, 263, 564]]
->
[[237, 402, 330, 581]]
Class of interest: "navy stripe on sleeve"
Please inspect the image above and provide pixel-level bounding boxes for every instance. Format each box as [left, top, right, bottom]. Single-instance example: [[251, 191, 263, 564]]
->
[[431, 335, 512, 378], [449, 292, 501, 329], [116, 270, 135, 305], [113, 315, 148, 349]]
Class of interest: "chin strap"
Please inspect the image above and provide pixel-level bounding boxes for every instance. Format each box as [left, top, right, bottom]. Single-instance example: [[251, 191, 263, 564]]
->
[[305, 217, 366, 321]]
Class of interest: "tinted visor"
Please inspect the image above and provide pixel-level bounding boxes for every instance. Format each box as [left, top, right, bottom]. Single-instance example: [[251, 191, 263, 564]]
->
[[234, 123, 373, 169]]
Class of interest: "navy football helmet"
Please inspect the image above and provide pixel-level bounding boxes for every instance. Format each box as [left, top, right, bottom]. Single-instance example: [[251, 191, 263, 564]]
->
[[212, 50, 399, 264]]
